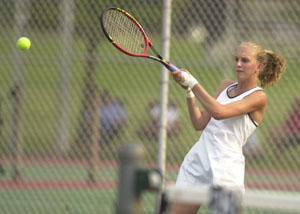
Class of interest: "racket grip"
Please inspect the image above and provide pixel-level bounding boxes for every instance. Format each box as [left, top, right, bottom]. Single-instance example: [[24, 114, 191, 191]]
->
[[167, 63, 180, 72]]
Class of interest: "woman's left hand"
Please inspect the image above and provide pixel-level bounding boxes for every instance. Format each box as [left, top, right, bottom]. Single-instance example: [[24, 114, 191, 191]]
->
[[171, 69, 189, 89], [171, 69, 198, 89]]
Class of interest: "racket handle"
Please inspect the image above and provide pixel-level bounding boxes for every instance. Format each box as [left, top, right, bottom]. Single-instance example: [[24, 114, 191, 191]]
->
[[167, 63, 180, 72]]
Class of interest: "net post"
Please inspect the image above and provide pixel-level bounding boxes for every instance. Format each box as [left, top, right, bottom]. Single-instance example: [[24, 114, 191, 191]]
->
[[116, 144, 145, 214], [116, 144, 162, 214], [210, 186, 242, 214]]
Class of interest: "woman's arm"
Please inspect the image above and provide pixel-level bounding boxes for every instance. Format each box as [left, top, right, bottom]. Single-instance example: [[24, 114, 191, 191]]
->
[[172, 70, 267, 124], [186, 79, 235, 130], [192, 83, 267, 121]]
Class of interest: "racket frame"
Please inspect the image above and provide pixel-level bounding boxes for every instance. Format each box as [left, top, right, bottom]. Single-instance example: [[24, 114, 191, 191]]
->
[[100, 7, 179, 71]]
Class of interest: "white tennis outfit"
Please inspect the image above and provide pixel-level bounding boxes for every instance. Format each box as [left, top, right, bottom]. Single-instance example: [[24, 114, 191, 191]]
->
[[176, 83, 262, 192]]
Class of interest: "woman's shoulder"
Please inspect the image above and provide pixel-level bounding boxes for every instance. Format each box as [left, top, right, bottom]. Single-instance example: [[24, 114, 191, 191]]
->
[[214, 79, 236, 97]]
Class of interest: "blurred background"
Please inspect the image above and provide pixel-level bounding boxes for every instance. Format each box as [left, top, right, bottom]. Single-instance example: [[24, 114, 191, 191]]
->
[[0, 0, 299, 213]]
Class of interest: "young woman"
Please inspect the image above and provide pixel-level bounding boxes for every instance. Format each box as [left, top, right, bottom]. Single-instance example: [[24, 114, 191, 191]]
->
[[170, 42, 286, 214]]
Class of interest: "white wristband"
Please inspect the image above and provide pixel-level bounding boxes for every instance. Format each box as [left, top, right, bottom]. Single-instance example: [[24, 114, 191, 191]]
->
[[181, 72, 198, 89], [186, 88, 195, 98]]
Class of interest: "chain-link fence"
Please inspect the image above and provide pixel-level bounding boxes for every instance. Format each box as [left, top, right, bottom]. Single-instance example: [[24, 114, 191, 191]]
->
[[0, 0, 299, 213]]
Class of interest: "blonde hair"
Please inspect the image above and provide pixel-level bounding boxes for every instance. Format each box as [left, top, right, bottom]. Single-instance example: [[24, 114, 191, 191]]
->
[[240, 42, 286, 87]]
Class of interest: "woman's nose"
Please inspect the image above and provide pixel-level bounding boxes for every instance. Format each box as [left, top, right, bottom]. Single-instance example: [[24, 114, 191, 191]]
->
[[236, 60, 242, 67]]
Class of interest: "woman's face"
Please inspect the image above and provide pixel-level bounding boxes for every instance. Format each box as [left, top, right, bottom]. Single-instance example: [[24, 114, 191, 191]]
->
[[234, 45, 260, 81]]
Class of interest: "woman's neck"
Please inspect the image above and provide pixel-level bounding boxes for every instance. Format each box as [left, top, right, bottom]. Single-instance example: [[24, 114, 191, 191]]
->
[[236, 80, 258, 93]]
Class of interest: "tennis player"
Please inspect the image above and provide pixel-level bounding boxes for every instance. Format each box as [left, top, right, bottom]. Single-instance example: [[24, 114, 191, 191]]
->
[[170, 42, 286, 213]]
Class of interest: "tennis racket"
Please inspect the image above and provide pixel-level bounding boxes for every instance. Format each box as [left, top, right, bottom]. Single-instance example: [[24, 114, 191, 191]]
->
[[100, 7, 180, 72]]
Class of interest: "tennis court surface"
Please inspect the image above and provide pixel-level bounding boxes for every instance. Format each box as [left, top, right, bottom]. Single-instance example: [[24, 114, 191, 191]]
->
[[0, 157, 299, 213]]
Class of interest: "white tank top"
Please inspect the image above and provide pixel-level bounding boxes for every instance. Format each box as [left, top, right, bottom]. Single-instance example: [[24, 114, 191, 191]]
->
[[176, 83, 263, 192], [209, 83, 262, 147]]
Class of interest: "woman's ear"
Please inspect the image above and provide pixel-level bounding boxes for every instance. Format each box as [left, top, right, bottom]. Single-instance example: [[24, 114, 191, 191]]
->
[[257, 64, 265, 73]]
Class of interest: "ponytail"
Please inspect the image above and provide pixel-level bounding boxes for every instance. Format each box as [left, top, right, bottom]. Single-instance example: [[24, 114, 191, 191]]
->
[[258, 50, 286, 87]]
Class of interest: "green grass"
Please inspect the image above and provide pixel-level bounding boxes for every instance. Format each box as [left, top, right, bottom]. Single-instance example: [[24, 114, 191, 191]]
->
[[0, 32, 219, 162], [1, 31, 300, 166]]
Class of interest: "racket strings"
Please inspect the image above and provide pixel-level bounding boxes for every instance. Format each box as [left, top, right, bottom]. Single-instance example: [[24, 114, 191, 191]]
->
[[103, 10, 146, 54]]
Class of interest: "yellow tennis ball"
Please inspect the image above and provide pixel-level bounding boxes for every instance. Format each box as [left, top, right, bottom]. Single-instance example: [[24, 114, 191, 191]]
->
[[17, 37, 31, 50]]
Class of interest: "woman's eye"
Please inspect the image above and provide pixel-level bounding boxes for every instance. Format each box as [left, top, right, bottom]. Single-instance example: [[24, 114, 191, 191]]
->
[[242, 58, 249, 63]]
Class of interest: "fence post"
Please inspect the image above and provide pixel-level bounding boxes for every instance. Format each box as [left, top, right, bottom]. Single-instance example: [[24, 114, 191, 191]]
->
[[156, 0, 173, 212], [87, 89, 101, 183], [11, 83, 24, 181]]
